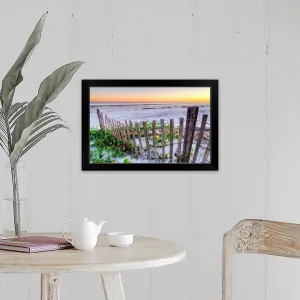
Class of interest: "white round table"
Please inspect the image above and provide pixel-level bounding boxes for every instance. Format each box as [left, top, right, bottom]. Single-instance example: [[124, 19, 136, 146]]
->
[[0, 234, 186, 300]]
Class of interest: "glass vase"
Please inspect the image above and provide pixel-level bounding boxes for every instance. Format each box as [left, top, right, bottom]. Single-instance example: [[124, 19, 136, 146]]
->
[[3, 161, 29, 238]]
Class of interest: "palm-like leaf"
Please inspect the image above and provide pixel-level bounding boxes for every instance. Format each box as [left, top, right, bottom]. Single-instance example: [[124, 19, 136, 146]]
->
[[9, 102, 27, 117], [0, 103, 68, 157], [22, 123, 69, 157], [0, 13, 47, 114], [0, 112, 7, 136], [10, 61, 82, 164], [1, 103, 24, 155], [0, 13, 82, 165], [9, 102, 28, 129], [30, 112, 62, 135], [0, 111, 8, 155], [0, 102, 30, 155]]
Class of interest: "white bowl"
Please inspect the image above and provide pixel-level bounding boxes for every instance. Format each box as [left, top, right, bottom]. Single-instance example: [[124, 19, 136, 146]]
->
[[107, 232, 134, 247]]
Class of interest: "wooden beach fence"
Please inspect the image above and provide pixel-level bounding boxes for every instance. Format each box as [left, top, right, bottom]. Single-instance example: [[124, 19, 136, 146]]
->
[[135, 122, 143, 154], [152, 120, 158, 160], [202, 140, 210, 163], [192, 114, 208, 163], [96, 107, 209, 163], [176, 118, 184, 163], [169, 119, 174, 162], [129, 121, 137, 154], [143, 121, 151, 159], [182, 106, 199, 163], [96, 109, 105, 129], [160, 119, 165, 160]]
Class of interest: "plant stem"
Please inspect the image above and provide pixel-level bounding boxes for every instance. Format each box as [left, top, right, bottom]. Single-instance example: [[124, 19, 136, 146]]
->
[[11, 166, 21, 236], [4, 116, 21, 237]]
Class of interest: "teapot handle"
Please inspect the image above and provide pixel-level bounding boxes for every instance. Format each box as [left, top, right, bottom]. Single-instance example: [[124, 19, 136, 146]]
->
[[63, 219, 74, 245]]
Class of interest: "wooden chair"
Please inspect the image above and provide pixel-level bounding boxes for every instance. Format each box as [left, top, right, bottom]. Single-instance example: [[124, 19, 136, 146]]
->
[[222, 219, 300, 300]]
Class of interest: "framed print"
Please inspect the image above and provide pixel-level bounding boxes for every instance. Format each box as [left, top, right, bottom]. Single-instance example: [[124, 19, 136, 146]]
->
[[82, 79, 218, 171]]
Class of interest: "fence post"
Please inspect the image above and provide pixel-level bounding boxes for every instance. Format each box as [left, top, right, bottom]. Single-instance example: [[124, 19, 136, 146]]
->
[[129, 121, 137, 155], [160, 119, 165, 162], [202, 140, 210, 163], [192, 114, 208, 163], [97, 110, 105, 130], [176, 118, 184, 163], [182, 106, 199, 163], [122, 124, 128, 144], [169, 119, 174, 162], [143, 121, 151, 159], [186, 107, 199, 162], [182, 108, 192, 159], [96, 109, 103, 129], [152, 120, 157, 159], [105, 115, 108, 129], [135, 122, 143, 155], [125, 121, 132, 152], [100, 113, 105, 129]]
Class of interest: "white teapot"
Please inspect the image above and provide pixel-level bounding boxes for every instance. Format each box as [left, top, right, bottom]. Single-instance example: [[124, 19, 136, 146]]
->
[[63, 218, 107, 250]]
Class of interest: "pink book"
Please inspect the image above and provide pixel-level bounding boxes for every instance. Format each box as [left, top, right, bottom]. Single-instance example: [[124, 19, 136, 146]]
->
[[0, 236, 74, 253]]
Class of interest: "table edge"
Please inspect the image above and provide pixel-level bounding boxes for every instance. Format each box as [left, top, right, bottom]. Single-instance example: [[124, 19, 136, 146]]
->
[[0, 249, 186, 273]]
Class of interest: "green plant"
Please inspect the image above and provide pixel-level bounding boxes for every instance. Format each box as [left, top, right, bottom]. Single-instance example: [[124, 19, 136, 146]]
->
[[0, 13, 83, 236], [90, 129, 128, 162], [123, 158, 132, 164]]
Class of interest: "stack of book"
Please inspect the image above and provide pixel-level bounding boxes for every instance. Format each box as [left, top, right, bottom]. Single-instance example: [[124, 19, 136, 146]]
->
[[0, 236, 73, 253]]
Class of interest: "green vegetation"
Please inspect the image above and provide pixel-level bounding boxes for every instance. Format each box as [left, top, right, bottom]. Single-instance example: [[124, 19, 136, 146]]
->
[[123, 158, 132, 164], [90, 128, 128, 164]]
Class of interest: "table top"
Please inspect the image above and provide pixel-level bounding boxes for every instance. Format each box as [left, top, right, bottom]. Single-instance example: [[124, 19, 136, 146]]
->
[[0, 234, 186, 273]]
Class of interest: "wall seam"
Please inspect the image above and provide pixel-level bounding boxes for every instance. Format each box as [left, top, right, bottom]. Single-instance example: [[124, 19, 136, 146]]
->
[[68, 0, 75, 226], [264, 0, 270, 300], [68, 4, 75, 300]]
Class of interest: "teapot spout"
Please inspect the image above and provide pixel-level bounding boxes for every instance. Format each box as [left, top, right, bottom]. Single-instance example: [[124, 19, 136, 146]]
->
[[95, 221, 107, 235]]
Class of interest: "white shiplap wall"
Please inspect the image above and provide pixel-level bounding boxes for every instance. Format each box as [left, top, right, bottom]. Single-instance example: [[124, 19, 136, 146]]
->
[[0, 0, 298, 299]]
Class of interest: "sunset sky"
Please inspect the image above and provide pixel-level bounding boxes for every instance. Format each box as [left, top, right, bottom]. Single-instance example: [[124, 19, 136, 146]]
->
[[90, 87, 210, 105]]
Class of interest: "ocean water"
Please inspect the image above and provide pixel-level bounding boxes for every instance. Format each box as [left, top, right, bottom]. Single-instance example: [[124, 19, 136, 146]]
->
[[90, 104, 210, 128]]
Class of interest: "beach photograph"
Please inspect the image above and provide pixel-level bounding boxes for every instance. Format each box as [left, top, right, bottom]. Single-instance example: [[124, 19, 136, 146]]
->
[[89, 86, 211, 164]]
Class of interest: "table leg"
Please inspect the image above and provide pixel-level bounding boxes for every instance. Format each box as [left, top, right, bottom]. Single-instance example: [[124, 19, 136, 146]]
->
[[41, 273, 61, 300], [101, 273, 125, 300]]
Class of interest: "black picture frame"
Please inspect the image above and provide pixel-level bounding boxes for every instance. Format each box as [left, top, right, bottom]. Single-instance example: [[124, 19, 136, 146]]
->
[[82, 79, 218, 171]]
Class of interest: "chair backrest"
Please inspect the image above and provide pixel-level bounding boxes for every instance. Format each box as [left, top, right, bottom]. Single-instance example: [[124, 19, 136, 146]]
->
[[222, 219, 300, 300]]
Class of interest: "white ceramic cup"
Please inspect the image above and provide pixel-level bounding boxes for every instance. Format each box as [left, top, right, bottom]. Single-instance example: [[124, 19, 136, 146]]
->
[[107, 232, 134, 247]]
